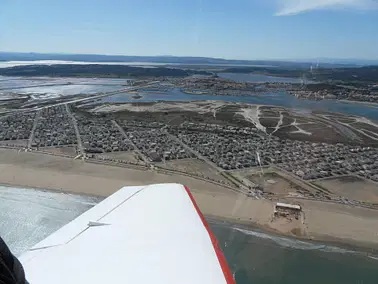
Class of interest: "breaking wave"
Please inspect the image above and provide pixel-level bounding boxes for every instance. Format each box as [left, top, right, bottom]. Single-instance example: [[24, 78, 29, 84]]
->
[[234, 227, 356, 254]]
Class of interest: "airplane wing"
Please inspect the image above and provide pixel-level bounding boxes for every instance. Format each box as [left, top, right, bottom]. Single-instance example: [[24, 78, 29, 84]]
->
[[19, 183, 235, 284]]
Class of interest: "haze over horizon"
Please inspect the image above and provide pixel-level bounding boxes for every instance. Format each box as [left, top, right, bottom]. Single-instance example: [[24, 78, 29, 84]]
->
[[1, 51, 378, 65], [1, 0, 378, 60]]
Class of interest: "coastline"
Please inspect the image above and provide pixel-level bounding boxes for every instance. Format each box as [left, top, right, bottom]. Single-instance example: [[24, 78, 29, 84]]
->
[[196, 192, 378, 252], [338, 99, 378, 107], [207, 214, 378, 254], [289, 96, 378, 108], [1, 148, 378, 252]]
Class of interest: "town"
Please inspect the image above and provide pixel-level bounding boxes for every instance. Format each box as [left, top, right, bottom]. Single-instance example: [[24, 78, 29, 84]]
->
[[171, 76, 378, 103], [1, 105, 378, 187]]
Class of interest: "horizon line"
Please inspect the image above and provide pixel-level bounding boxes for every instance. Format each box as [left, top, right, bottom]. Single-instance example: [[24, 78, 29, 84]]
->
[[1, 51, 378, 63]]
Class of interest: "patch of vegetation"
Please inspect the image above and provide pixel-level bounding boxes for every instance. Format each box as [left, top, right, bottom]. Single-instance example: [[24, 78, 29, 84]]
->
[[282, 116, 295, 126], [260, 118, 279, 128]]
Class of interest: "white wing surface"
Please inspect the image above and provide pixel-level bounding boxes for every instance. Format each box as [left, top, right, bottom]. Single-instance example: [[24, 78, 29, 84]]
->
[[20, 183, 234, 284]]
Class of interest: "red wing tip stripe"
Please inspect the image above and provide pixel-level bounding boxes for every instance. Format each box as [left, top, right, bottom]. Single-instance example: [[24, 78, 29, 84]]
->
[[184, 186, 235, 284]]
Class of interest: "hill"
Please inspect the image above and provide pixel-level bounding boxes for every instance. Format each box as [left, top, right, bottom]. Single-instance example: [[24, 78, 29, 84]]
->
[[0, 64, 210, 78]]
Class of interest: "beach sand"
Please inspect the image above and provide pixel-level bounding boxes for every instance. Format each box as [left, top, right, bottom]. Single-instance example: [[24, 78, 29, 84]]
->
[[1, 148, 378, 249], [0, 148, 232, 196]]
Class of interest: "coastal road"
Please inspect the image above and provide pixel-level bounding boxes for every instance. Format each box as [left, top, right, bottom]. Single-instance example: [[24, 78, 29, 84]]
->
[[27, 110, 41, 149], [32, 81, 160, 111], [63, 81, 160, 106], [65, 104, 84, 157], [0, 83, 72, 91], [2, 82, 161, 118], [111, 120, 150, 165]]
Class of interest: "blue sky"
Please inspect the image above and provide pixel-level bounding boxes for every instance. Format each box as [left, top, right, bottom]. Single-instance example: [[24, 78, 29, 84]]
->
[[0, 0, 377, 60]]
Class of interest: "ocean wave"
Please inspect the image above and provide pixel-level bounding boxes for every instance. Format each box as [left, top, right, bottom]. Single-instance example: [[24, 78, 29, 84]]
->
[[234, 227, 356, 254]]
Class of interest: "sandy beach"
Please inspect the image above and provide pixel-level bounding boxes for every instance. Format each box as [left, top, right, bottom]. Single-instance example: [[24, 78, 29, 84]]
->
[[1, 148, 378, 249]]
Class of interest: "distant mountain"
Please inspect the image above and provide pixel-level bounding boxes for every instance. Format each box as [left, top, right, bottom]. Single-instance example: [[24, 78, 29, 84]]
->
[[0, 51, 370, 68], [221, 65, 378, 83], [0, 52, 261, 65], [0, 64, 211, 78], [304, 58, 378, 66]]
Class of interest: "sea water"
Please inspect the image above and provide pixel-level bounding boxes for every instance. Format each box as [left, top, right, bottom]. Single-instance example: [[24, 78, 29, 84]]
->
[[0, 186, 377, 284], [211, 221, 378, 284], [0, 185, 101, 256]]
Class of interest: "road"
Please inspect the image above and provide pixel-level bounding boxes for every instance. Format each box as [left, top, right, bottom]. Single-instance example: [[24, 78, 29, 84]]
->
[[0, 83, 73, 91], [0, 80, 159, 91], [165, 131, 224, 172], [65, 104, 84, 157], [164, 130, 250, 192], [26, 81, 160, 111], [111, 120, 150, 165], [27, 110, 41, 149], [1, 82, 160, 119]]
